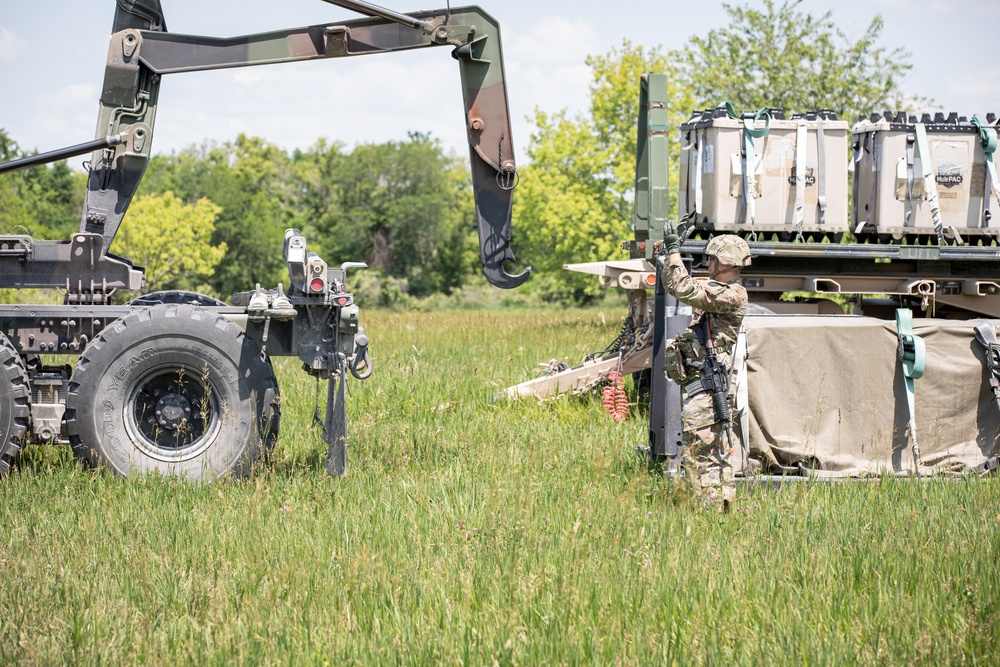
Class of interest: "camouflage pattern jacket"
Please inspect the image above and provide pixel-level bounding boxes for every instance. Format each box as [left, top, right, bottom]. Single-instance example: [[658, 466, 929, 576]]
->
[[661, 253, 747, 385]]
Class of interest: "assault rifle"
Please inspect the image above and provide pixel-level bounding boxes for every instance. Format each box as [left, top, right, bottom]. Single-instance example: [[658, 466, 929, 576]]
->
[[691, 317, 731, 425]]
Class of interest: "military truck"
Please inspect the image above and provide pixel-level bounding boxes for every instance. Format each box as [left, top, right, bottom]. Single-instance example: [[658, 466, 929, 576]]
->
[[508, 73, 1000, 478], [0, 0, 528, 479]]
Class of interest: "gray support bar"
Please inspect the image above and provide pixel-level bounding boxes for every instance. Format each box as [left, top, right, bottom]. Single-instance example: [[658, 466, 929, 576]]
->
[[648, 262, 690, 468]]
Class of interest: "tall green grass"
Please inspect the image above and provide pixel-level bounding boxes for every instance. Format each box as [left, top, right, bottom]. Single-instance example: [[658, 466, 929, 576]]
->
[[1, 308, 996, 665]]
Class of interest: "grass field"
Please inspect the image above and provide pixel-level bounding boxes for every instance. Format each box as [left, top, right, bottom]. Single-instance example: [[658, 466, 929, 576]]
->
[[1, 308, 997, 665]]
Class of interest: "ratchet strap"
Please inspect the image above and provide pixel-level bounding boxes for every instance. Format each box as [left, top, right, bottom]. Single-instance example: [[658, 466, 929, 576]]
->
[[896, 309, 926, 475], [793, 120, 806, 238], [913, 123, 947, 245], [816, 119, 827, 227], [854, 131, 882, 234], [972, 115, 1000, 228], [695, 128, 706, 215], [905, 129, 916, 228], [973, 321, 1000, 412], [726, 103, 771, 230]]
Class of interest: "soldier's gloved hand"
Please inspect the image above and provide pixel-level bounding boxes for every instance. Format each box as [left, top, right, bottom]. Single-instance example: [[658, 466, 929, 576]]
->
[[664, 232, 682, 255]]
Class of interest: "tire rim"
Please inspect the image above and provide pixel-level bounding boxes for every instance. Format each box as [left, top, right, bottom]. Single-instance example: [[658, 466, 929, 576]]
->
[[124, 365, 223, 462]]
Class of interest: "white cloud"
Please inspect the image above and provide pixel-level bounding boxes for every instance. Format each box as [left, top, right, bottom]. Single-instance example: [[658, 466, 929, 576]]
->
[[867, 0, 1000, 18], [942, 65, 1000, 116], [145, 15, 603, 161], [17, 83, 100, 153], [0, 26, 27, 62], [150, 53, 471, 155], [37, 82, 99, 107], [507, 16, 598, 66], [504, 15, 598, 140]]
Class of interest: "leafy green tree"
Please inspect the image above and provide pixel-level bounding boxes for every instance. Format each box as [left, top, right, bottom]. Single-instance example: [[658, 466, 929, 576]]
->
[[516, 42, 692, 303], [295, 133, 476, 297], [0, 131, 32, 233], [141, 133, 477, 300], [0, 129, 82, 240], [676, 0, 921, 121], [111, 191, 227, 293], [18, 161, 82, 239], [518, 3, 918, 304], [140, 135, 301, 296]]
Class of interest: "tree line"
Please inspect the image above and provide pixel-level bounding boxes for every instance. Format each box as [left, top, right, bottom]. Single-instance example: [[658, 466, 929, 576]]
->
[[1, 1, 920, 305]]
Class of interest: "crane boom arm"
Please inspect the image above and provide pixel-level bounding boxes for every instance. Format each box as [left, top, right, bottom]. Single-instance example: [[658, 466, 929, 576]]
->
[[1, 0, 528, 289]]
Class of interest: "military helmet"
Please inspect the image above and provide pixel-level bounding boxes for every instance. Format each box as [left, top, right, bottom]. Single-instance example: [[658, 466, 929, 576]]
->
[[705, 234, 752, 268]]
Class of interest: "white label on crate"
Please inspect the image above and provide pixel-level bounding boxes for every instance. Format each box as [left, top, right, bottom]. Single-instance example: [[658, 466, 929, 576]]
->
[[933, 140, 970, 216], [936, 163, 965, 188], [762, 147, 783, 175], [702, 145, 714, 174]]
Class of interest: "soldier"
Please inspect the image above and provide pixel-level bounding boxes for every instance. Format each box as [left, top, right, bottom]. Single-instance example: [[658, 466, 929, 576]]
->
[[659, 233, 750, 513]]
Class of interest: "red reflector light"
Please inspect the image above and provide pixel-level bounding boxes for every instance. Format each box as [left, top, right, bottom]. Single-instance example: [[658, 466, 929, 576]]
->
[[309, 277, 326, 292], [335, 296, 349, 306]]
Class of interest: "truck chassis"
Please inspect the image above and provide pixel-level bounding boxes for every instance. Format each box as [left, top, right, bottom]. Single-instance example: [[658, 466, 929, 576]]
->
[[0, 0, 528, 479]]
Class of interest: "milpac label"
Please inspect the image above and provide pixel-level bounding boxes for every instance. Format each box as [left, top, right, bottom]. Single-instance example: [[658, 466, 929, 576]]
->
[[935, 162, 964, 188], [788, 165, 817, 187]]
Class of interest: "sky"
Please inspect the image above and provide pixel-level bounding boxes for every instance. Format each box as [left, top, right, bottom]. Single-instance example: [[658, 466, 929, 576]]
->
[[1, 0, 999, 165]]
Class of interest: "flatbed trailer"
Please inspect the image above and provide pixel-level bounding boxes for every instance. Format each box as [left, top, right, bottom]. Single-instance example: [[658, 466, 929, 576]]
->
[[507, 72, 1000, 477]]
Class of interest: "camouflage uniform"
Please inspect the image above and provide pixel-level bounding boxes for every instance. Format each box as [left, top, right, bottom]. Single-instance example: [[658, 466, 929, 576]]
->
[[661, 235, 748, 511]]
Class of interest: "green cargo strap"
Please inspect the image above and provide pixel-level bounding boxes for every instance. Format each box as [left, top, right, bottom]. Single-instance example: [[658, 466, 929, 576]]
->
[[913, 123, 947, 245], [725, 103, 771, 230], [972, 115, 1000, 227], [896, 308, 926, 475]]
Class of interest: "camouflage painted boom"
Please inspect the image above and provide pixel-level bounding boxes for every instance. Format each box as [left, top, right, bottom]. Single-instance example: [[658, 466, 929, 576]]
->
[[0, 1, 529, 477], [82, 0, 528, 289]]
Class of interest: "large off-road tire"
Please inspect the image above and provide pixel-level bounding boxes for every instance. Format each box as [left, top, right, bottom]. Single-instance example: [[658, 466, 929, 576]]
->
[[0, 332, 30, 475], [66, 305, 280, 480]]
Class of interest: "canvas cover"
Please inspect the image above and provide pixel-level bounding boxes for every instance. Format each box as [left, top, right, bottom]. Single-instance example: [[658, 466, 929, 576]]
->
[[736, 314, 1000, 476]]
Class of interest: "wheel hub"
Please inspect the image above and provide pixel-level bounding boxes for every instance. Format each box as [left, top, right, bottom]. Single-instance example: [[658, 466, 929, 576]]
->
[[155, 393, 191, 430], [130, 371, 214, 454]]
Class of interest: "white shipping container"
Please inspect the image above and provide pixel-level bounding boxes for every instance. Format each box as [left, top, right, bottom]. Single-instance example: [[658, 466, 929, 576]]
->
[[678, 108, 849, 237], [851, 112, 999, 240]]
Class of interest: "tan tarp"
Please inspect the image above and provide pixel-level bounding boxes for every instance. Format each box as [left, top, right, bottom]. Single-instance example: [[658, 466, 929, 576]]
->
[[737, 315, 1000, 476]]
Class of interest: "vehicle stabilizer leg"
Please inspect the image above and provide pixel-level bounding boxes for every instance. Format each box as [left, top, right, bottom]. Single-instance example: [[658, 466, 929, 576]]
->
[[648, 262, 690, 470], [324, 353, 349, 476]]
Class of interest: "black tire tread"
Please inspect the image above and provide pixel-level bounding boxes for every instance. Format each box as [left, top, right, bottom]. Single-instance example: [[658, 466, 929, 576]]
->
[[0, 332, 30, 475], [66, 305, 279, 479]]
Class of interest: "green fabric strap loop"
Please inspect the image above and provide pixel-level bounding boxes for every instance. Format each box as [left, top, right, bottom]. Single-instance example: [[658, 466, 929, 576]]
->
[[973, 115, 1000, 224], [973, 115, 998, 155], [896, 308, 925, 473], [724, 102, 771, 138], [723, 103, 771, 227], [896, 308, 925, 380]]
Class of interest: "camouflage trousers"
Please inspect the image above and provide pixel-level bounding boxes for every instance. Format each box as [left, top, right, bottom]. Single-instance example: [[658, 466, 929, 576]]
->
[[681, 390, 735, 512]]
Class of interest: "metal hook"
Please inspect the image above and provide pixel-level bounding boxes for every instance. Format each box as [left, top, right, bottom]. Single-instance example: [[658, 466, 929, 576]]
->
[[497, 168, 519, 191]]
